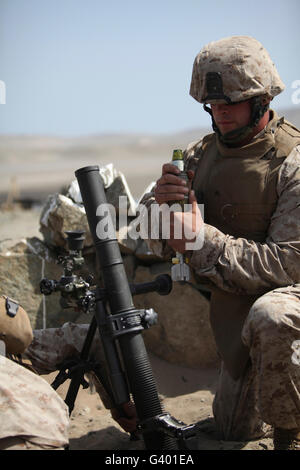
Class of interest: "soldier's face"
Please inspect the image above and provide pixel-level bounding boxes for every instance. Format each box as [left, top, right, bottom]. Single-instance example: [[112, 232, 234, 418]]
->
[[210, 100, 252, 135]]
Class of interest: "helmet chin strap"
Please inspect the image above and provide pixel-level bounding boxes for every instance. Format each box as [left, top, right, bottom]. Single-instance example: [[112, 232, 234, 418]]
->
[[204, 97, 270, 147]]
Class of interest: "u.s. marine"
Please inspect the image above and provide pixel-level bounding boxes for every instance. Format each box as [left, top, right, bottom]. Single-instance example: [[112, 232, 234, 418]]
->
[[143, 35, 300, 450]]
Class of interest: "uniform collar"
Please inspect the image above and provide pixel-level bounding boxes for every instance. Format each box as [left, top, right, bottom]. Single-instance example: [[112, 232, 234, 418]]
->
[[216, 110, 279, 158]]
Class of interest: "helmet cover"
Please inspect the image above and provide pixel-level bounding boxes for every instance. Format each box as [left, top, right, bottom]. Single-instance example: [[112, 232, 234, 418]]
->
[[190, 36, 285, 104]]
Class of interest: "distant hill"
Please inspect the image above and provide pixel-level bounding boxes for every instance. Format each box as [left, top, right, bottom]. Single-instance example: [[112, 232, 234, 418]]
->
[[0, 105, 299, 203]]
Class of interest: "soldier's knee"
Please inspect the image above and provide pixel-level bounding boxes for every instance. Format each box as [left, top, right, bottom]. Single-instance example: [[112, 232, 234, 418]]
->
[[242, 289, 297, 347], [249, 292, 282, 328]]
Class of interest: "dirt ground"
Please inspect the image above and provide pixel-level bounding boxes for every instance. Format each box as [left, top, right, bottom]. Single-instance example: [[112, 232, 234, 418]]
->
[[44, 357, 274, 452], [0, 207, 275, 452]]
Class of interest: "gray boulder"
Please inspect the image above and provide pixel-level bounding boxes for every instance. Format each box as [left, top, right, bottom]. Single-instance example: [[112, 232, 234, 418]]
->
[[133, 264, 218, 368], [0, 237, 85, 329]]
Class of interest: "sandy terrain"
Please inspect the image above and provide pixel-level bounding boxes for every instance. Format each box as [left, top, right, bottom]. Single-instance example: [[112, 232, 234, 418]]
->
[[45, 358, 274, 452], [0, 207, 275, 452]]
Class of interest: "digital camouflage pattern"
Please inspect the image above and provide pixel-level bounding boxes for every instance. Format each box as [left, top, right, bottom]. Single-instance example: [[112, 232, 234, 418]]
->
[[24, 322, 112, 408], [143, 141, 300, 293], [0, 355, 69, 449], [187, 144, 300, 294], [213, 285, 300, 440], [0, 322, 130, 450], [183, 138, 300, 438], [190, 36, 285, 104], [141, 123, 300, 439]]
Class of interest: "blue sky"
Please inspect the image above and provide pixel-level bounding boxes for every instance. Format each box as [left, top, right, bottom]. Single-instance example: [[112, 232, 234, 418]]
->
[[0, 0, 299, 136]]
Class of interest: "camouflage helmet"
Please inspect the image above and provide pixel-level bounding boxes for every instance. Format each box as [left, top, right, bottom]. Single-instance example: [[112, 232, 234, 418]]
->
[[0, 295, 33, 354], [190, 36, 285, 104]]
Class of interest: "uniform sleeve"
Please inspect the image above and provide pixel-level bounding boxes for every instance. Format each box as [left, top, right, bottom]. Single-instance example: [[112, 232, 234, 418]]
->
[[189, 145, 300, 295], [23, 322, 113, 409], [0, 356, 69, 448]]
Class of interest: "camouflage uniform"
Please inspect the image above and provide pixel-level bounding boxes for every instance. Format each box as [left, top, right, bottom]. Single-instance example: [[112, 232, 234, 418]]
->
[[142, 36, 300, 442], [0, 355, 69, 450], [0, 297, 69, 450], [212, 284, 300, 440], [23, 322, 112, 409]]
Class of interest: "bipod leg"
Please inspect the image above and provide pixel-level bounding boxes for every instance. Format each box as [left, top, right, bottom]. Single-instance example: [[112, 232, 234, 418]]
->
[[64, 315, 97, 415]]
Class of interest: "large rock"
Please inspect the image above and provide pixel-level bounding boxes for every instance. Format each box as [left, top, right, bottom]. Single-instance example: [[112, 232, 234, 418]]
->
[[39, 193, 92, 250], [66, 163, 137, 216], [39, 164, 157, 258], [39, 191, 161, 261], [133, 264, 218, 368], [0, 237, 89, 329]]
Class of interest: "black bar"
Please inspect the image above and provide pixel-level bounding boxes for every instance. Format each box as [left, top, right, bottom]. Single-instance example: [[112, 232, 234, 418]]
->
[[75, 166, 178, 450]]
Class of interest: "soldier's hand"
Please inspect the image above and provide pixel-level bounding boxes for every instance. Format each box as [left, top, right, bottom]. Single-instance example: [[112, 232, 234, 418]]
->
[[110, 401, 138, 433], [154, 164, 194, 205], [167, 189, 204, 254]]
